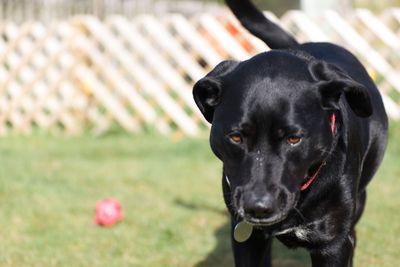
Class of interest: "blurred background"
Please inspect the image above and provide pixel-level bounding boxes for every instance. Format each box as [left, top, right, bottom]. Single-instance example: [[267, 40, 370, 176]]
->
[[0, 0, 399, 266]]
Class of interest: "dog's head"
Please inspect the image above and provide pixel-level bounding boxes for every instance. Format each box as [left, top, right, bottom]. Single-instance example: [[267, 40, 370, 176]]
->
[[193, 51, 372, 226]]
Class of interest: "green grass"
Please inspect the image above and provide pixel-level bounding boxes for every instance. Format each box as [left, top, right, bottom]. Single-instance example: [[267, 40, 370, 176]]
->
[[0, 123, 399, 267]]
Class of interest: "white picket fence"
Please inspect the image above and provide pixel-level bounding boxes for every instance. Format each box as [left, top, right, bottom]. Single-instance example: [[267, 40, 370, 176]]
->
[[1, 8, 400, 136]]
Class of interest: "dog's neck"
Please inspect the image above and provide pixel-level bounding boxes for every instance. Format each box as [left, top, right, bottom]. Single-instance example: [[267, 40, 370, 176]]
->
[[300, 112, 337, 191]]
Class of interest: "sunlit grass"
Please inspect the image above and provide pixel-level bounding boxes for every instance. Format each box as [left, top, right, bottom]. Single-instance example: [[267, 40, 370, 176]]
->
[[0, 123, 399, 266]]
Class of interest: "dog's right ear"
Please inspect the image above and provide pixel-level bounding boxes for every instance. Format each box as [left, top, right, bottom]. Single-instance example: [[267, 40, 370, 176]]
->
[[193, 60, 239, 123], [309, 61, 373, 117]]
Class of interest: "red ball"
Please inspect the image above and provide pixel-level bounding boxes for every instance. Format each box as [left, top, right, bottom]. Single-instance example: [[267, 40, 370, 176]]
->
[[95, 198, 123, 227]]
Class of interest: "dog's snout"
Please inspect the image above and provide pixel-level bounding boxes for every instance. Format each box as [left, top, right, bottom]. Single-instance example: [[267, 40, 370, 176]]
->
[[240, 186, 291, 223], [244, 195, 275, 219]]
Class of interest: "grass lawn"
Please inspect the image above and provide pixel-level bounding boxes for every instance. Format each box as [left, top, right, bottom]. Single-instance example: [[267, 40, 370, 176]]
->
[[0, 123, 399, 267]]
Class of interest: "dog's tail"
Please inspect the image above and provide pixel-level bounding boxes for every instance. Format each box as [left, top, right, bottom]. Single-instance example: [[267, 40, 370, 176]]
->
[[225, 0, 299, 49]]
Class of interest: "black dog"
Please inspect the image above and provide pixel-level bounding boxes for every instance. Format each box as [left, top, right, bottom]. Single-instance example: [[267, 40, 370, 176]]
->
[[193, 0, 388, 266]]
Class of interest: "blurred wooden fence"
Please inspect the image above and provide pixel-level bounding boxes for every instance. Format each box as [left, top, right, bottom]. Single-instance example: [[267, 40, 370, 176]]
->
[[0, 0, 220, 23], [1, 8, 400, 136]]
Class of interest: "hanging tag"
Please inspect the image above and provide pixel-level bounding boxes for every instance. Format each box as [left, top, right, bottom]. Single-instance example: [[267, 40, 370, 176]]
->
[[234, 221, 253, 243]]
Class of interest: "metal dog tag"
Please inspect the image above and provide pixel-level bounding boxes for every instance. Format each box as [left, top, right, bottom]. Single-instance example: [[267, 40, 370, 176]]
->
[[234, 221, 253, 243]]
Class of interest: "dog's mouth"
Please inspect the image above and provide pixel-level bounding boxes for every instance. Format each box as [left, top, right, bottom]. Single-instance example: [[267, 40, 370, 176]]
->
[[240, 211, 291, 227]]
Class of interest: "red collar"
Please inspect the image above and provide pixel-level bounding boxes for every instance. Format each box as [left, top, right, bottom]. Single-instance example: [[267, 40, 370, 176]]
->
[[300, 113, 336, 191]]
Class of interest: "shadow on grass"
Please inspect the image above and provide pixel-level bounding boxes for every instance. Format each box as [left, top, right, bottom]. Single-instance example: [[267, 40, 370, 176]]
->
[[194, 221, 233, 267], [175, 198, 310, 266], [194, 221, 310, 267]]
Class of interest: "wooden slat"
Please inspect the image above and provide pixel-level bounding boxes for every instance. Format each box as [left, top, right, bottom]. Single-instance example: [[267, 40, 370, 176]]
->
[[324, 11, 400, 93], [197, 13, 250, 60], [74, 65, 139, 133], [109, 16, 209, 128], [135, 15, 206, 81], [167, 14, 223, 67], [81, 16, 199, 136], [356, 9, 400, 51]]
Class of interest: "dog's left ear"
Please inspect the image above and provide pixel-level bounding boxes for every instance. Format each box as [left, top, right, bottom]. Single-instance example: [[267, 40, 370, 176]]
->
[[309, 61, 373, 117], [193, 60, 239, 123]]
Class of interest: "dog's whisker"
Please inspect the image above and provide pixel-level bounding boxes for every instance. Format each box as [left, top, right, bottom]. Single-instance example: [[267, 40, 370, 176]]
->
[[293, 207, 307, 222]]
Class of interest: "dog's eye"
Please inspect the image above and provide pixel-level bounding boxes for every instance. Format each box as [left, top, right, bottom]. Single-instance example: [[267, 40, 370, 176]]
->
[[229, 133, 243, 144], [287, 136, 302, 145]]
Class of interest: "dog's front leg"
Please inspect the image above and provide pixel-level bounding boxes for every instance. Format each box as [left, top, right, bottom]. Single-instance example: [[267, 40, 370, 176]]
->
[[310, 236, 354, 267], [231, 218, 272, 267]]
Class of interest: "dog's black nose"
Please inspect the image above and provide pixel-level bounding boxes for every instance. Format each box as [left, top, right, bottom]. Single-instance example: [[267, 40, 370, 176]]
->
[[244, 196, 275, 219]]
